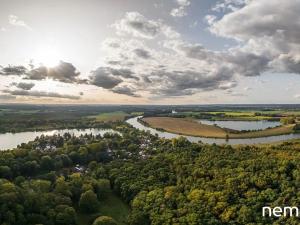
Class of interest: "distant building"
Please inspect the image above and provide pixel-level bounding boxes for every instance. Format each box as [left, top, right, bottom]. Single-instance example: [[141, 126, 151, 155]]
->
[[172, 110, 177, 114]]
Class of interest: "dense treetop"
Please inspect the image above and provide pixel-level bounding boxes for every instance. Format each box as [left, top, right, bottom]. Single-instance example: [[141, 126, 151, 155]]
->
[[1, 122, 300, 224]]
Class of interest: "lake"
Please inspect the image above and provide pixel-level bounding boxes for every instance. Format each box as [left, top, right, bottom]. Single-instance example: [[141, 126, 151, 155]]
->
[[0, 128, 117, 151], [127, 117, 300, 145], [198, 119, 281, 131]]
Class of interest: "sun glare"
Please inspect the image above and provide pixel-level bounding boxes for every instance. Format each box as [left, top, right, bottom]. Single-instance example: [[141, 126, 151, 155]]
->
[[33, 44, 61, 67]]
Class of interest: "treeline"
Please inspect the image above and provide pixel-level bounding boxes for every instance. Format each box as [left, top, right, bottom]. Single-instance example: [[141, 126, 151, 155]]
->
[[0, 117, 123, 133]]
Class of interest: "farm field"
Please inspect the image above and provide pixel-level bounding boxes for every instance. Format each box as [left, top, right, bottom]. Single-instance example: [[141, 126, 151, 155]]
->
[[176, 109, 300, 121], [177, 111, 276, 121], [142, 117, 228, 138], [87, 111, 130, 122], [142, 117, 297, 139]]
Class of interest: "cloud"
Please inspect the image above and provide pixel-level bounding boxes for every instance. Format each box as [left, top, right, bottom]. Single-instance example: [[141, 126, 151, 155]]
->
[[226, 90, 247, 97], [0, 65, 27, 75], [28, 61, 82, 83], [112, 85, 140, 97], [170, 7, 187, 17], [3, 89, 80, 100], [113, 12, 161, 38], [96, 20, 239, 97], [294, 94, 300, 99], [146, 68, 234, 97], [1, 61, 84, 84], [11, 82, 35, 90], [110, 68, 138, 80], [8, 15, 32, 30], [170, 0, 191, 17], [244, 87, 252, 91], [89, 67, 123, 89], [209, 0, 300, 75], [113, 12, 180, 39], [0, 95, 16, 101], [212, 0, 246, 12], [204, 15, 217, 25], [133, 48, 151, 59]]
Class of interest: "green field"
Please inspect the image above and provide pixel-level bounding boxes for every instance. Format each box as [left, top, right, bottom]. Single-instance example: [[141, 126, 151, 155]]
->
[[87, 111, 130, 122], [179, 111, 276, 121], [76, 191, 130, 225]]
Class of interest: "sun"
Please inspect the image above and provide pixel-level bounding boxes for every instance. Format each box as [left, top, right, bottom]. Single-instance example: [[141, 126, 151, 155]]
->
[[33, 44, 61, 67]]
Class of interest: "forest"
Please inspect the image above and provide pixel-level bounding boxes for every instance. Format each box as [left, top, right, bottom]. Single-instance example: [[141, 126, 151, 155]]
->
[[1, 118, 300, 224]]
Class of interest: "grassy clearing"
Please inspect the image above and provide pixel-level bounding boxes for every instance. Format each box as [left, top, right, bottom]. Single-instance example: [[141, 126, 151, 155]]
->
[[142, 117, 296, 139], [76, 191, 130, 225], [88, 111, 129, 122]]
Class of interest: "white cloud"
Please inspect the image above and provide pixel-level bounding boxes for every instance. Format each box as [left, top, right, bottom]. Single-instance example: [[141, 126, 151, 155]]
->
[[113, 12, 179, 39], [3, 89, 80, 100], [8, 15, 32, 30], [294, 94, 300, 99], [209, 0, 300, 75], [212, 0, 246, 12], [170, 7, 187, 17], [170, 0, 191, 17], [113, 12, 160, 38], [204, 15, 217, 25]]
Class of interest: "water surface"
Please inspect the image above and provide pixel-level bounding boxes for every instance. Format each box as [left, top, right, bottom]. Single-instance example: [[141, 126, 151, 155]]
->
[[0, 128, 117, 151], [198, 119, 281, 131]]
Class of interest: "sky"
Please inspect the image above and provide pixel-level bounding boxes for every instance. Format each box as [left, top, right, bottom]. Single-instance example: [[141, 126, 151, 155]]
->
[[0, 0, 300, 104]]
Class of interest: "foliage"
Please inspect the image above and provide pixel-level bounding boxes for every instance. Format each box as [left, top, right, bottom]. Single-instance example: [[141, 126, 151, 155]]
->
[[1, 118, 300, 224], [92, 216, 117, 225]]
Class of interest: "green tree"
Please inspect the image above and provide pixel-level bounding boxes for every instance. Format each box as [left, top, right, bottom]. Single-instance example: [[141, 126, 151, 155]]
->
[[0, 166, 12, 179], [79, 190, 99, 213]]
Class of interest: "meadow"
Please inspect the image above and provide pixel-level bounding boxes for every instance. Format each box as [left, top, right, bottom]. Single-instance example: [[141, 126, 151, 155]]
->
[[87, 111, 130, 122]]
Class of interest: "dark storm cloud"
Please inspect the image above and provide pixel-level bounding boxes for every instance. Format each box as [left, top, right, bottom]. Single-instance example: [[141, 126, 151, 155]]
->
[[3, 89, 80, 100]]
